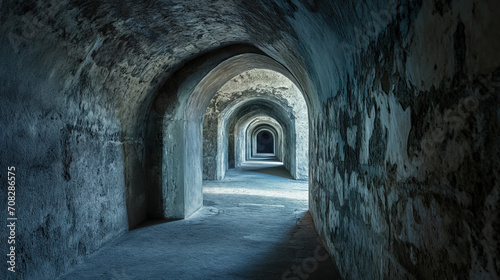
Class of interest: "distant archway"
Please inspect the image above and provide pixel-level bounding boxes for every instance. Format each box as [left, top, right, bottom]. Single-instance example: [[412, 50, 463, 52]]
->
[[256, 130, 274, 154], [202, 69, 309, 181], [248, 123, 281, 159]]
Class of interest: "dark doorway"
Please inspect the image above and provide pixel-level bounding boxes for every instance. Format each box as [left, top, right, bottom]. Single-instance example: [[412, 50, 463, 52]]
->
[[257, 131, 274, 153]]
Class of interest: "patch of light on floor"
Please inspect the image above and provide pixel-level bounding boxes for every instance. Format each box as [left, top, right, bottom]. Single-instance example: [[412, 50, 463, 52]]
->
[[237, 203, 285, 207], [204, 187, 307, 200], [242, 160, 283, 166]]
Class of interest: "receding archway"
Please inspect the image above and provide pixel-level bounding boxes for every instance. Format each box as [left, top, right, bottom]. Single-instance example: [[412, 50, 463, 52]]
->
[[256, 130, 275, 154], [147, 48, 313, 219], [202, 69, 309, 181], [249, 123, 281, 159], [235, 114, 284, 169]]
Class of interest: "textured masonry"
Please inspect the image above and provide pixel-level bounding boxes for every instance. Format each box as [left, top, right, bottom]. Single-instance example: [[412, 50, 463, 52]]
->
[[0, 0, 499, 279]]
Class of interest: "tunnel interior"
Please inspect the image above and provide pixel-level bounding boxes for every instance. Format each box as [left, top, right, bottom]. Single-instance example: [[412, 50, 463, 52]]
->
[[202, 68, 308, 181], [1, 0, 499, 279], [256, 129, 275, 154]]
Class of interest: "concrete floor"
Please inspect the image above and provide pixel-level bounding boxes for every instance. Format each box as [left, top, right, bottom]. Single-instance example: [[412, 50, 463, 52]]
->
[[59, 160, 342, 280]]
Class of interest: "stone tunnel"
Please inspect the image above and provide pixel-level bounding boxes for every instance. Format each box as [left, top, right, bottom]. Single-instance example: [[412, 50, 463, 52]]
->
[[0, 0, 499, 279]]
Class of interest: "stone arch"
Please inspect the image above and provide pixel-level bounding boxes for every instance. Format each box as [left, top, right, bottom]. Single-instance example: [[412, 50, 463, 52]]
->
[[254, 127, 277, 155], [146, 48, 312, 219], [233, 115, 283, 168], [205, 97, 288, 180], [246, 121, 282, 160], [223, 99, 298, 179], [202, 68, 309, 181]]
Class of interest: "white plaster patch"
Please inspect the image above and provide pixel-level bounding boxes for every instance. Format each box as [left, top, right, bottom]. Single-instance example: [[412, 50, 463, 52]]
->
[[349, 172, 358, 199], [335, 168, 343, 207], [360, 106, 376, 164], [376, 91, 413, 179], [343, 170, 349, 201], [346, 125, 358, 149]]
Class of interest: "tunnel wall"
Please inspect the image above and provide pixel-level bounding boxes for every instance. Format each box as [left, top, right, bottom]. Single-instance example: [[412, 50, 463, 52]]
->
[[0, 1, 250, 278], [289, 0, 500, 279], [1, 0, 499, 279], [0, 17, 131, 280]]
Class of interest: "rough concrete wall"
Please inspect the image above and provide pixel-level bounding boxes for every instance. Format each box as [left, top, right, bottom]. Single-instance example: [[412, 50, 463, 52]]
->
[[0, 8, 131, 280], [0, 0, 249, 278], [0, 55, 129, 279], [291, 0, 500, 279], [203, 100, 220, 180], [2, 0, 499, 279]]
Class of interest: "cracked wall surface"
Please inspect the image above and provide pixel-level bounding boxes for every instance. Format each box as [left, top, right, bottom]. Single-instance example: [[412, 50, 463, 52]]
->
[[304, 0, 500, 279]]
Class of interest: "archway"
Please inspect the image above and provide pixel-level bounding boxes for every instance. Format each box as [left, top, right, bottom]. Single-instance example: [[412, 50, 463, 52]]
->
[[248, 123, 281, 159], [235, 114, 284, 169], [256, 129, 275, 154], [256, 130, 274, 154], [147, 49, 312, 219], [202, 69, 308, 181]]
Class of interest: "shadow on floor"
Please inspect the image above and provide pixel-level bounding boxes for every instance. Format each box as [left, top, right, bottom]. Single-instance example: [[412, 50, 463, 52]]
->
[[133, 217, 183, 230], [60, 159, 340, 280], [244, 211, 343, 280]]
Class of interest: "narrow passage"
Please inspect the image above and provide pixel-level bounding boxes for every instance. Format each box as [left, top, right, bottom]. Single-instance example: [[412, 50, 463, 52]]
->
[[60, 160, 341, 280]]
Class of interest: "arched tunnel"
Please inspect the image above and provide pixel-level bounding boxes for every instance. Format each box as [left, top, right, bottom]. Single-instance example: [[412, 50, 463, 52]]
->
[[256, 130, 274, 154], [1, 0, 499, 279]]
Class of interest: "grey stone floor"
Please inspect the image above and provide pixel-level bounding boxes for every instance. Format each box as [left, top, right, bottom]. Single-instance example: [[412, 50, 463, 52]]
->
[[59, 160, 342, 280]]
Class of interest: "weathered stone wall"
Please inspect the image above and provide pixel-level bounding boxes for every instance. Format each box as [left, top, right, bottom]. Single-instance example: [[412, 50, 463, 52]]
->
[[0, 8, 132, 279], [292, 0, 500, 279], [0, 0, 250, 278], [1, 0, 499, 279]]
